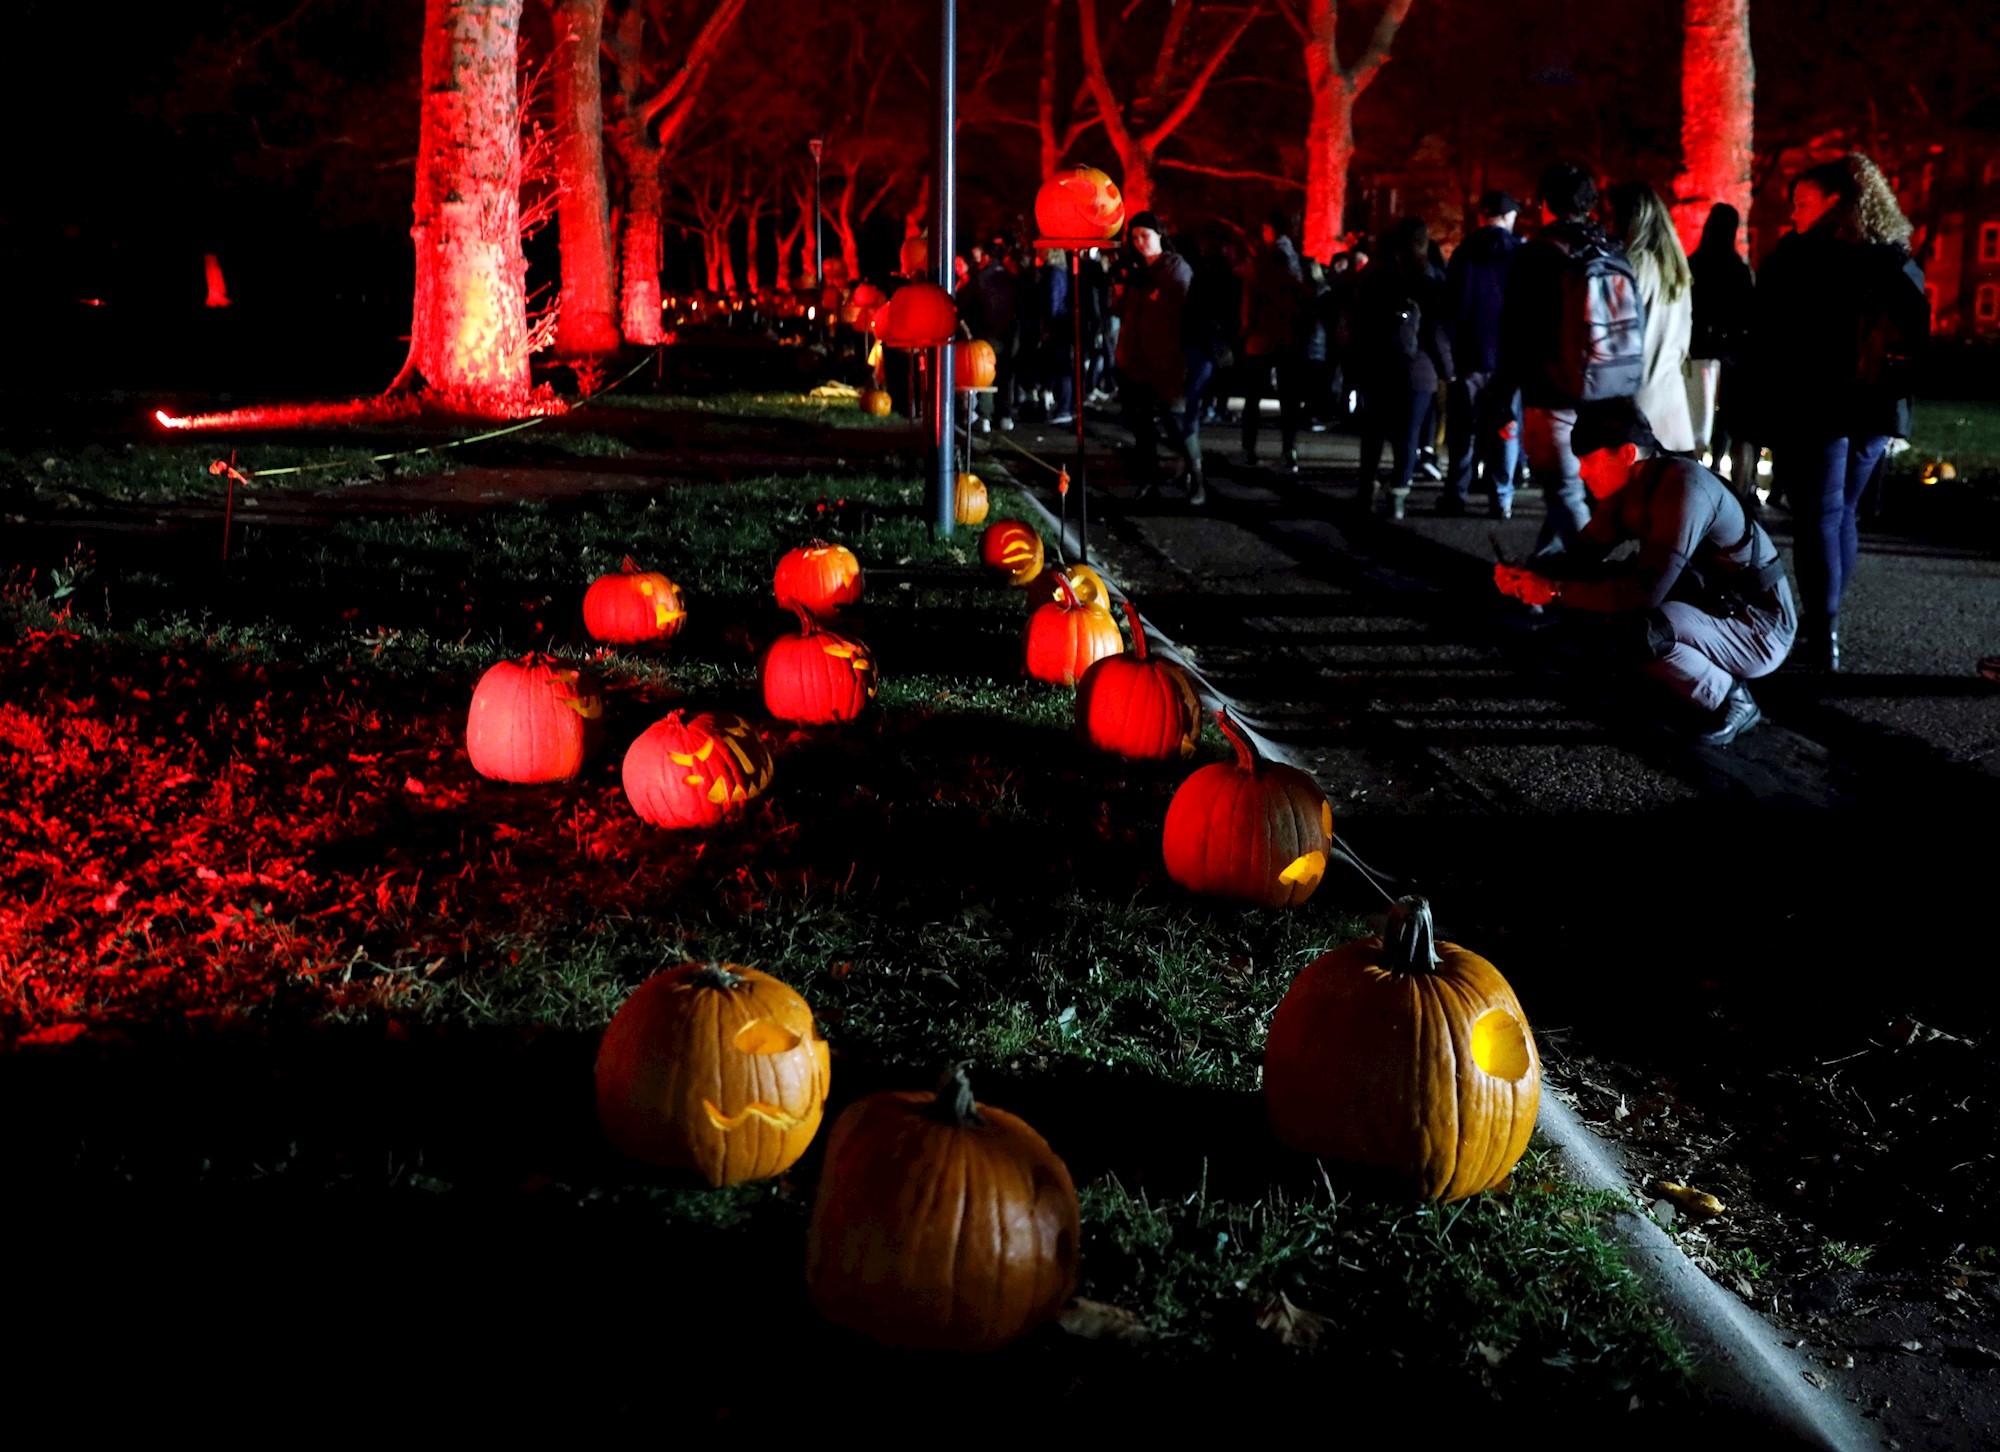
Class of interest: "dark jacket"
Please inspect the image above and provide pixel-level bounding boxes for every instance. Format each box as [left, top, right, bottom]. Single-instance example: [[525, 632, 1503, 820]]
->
[[1242, 235, 1310, 356], [1182, 249, 1238, 367], [1747, 228, 1929, 443], [1443, 223, 1518, 376], [1496, 217, 1623, 411], [964, 258, 1019, 342], [1345, 258, 1453, 393], [1688, 244, 1754, 364], [1117, 248, 1194, 400]]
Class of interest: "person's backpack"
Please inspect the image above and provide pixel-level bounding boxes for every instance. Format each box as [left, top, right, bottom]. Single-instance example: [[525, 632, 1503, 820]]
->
[[1549, 240, 1645, 402]]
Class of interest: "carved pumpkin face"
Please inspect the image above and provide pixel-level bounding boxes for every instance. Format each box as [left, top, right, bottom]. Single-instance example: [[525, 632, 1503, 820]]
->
[[954, 472, 990, 525], [774, 540, 864, 616], [583, 557, 686, 646], [700, 711, 775, 800], [980, 519, 1045, 586], [1024, 573, 1123, 687], [1077, 600, 1201, 760], [806, 1063, 1079, 1351], [596, 962, 831, 1186], [1264, 897, 1540, 1202], [621, 709, 769, 829], [762, 608, 878, 724], [465, 654, 604, 784], [874, 281, 957, 348], [1024, 562, 1108, 613], [1162, 712, 1331, 907], [1034, 165, 1126, 242], [954, 340, 997, 391]]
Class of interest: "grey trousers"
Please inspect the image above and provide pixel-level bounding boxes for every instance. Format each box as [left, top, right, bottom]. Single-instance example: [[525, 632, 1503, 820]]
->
[[1644, 583, 1798, 712], [1524, 406, 1589, 554]]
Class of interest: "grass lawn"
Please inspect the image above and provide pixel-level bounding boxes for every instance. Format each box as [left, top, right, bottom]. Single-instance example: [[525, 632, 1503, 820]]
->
[[0, 415, 1688, 1426], [1904, 396, 2000, 472]]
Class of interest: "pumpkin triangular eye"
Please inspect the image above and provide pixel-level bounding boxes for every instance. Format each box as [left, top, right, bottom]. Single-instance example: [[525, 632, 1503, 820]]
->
[[732, 1020, 803, 1054], [707, 779, 729, 804], [693, 739, 715, 762], [1279, 851, 1326, 888]]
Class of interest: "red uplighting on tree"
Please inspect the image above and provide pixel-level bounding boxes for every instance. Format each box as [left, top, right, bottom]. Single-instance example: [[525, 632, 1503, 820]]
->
[[1671, 0, 1754, 255], [202, 254, 231, 309]]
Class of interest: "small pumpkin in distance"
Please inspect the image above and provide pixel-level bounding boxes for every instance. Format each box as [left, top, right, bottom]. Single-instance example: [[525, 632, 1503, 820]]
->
[[980, 519, 1045, 586], [773, 540, 864, 616], [1263, 896, 1540, 1202], [621, 710, 765, 829], [1162, 711, 1331, 908], [762, 606, 878, 724], [806, 1062, 1079, 1351], [1024, 572, 1123, 687], [465, 653, 604, 784], [1034, 165, 1126, 242], [596, 961, 830, 1186], [955, 471, 990, 525], [1077, 599, 1201, 760], [583, 557, 685, 645], [954, 340, 997, 391], [858, 388, 893, 417]]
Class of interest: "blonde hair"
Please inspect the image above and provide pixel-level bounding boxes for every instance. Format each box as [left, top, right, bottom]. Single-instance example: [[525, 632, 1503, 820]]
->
[[1606, 182, 1692, 303], [1840, 152, 1914, 248]]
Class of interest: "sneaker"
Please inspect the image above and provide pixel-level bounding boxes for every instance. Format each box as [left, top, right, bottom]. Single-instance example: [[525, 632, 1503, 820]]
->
[[1283, 448, 1300, 475], [1696, 680, 1762, 747], [1048, 411, 1075, 426], [998, 417, 1015, 432], [1419, 457, 1445, 481], [976, 417, 992, 435], [1186, 477, 1208, 508], [1388, 490, 1409, 521], [1489, 499, 1513, 521]]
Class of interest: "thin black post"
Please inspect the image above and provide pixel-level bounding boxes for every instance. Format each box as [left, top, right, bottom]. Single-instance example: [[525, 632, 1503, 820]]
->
[[928, 0, 957, 538], [808, 137, 824, 324], [1070, 248, 1089, 565]]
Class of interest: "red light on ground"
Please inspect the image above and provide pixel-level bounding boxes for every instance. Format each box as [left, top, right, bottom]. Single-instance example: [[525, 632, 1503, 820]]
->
[[156, 410, 190, 430]]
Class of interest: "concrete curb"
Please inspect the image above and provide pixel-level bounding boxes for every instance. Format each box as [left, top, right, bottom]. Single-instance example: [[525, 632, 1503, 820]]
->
[[992, 460, 1879, 1452]]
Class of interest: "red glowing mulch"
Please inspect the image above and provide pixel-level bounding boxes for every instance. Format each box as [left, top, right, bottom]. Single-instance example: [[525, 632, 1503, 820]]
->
[[154, 389, 568, 434]]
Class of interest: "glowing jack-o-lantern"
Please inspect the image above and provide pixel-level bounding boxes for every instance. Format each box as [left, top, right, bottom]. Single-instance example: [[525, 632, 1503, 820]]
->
[[774, 540, 864, 615], [1162, 711, 1331, 908], [873, 282, 957, 348], [465, 654, 604, 784], [1024, 562, 1108, 613], [1921, 459, 1956, 487], [762, 606, 878, 723], [1077, 599, 1201, 760], [596, 961, 831, 1185], [980, 519, 1045, 586], [1264, 896, 1541, 1202], [807, 1062, 1079, 1350], [954, 340, 997, 391], [583, 557, 686, 645], [1024, 572, 1123, 687], [1034, 166, 1126, 242], [954, 472, 990, 525], [621, 710, 772, 829]]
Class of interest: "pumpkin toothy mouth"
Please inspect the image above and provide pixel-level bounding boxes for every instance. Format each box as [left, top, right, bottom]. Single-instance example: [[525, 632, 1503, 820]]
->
[[1470, 1009, 1532, 1079], [702, 1100, 807, 1132], [1279, 851, 1326, 888]]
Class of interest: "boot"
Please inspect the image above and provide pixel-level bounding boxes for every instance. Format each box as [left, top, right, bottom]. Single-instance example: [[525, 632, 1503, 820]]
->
[[1184, 436, 1207, 508], [1696, 680, 1762, 747], [1794, 613, 1840, 672]]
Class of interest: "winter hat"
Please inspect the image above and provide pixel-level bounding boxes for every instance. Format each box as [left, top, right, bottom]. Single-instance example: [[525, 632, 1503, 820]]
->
[[1478, 189, 1521, 218], [1125, 210, 1164, 236], [1570, 398, 1659, 459]]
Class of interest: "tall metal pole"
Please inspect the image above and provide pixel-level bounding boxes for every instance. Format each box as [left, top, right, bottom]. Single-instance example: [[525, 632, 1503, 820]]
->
[[1071, 249, 1090, 565], [928, 0, 957, 538], [808, 137, 824, 324]]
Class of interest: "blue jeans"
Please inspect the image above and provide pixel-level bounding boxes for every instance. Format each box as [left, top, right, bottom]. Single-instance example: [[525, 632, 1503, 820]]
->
[[1445, 372, 1519, 508], [1525, 406, 1588, 556], [1357, 379, 1428, 497], [1182, 353, 1216, 440], [1785, 435, 1889, 622]]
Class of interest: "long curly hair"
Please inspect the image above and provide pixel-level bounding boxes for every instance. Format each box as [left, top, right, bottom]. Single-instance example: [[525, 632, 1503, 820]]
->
[[1839, 152, 1913, 249]]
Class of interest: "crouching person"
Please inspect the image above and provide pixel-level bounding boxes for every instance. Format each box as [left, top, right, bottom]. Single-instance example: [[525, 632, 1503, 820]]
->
[[1493, 399, 1795, 746]]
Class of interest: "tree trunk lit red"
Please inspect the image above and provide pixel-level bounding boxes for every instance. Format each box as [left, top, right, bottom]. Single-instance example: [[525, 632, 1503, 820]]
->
[[550, 0, 621, 356], [618, 145, 665, 340], [1672, 0, 1754, 256], [392, 0, 534, 410], [1301, 0, 1414, 264]]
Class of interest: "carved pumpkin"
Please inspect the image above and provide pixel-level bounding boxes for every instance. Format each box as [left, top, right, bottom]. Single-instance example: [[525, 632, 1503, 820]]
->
[[622, 710, 769, 829], [1162, 712, 1331, 908], [1034, 165, 1126, 242], [858, 388, 893, 417], [1264, 896, 1540, 1202], [806, 1063, 1079, 1351], [1024, 572, 1123, 687], [774, 540, 863, 616], [955, 472, 990, 525], [1077, 600, 1201, 760], [1024, 562, 1109, 613], [701, 711, 776, 800], [980, 519, 1044, 586], [849, 281, 889, 332], [954, 340, 997, 390], [873, 281, 957, 348], [583, 557, 686, 646], [596, 961, 830, 1185], [763, 606, 878, 723], [465, 654, 604, 784], [898, 234, 929, 278]]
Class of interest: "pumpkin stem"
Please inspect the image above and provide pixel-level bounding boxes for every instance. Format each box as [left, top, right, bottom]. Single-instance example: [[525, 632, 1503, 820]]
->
[[930, 1060, 983, 1128], [788, 603, 820, 635], [1121, 598, 1147, 658], [688, 961, 746, 990], [1382, 897, 1443, 976], [1053, 571, 1079, 610], [1215, 710, 1257, 773], [620, 556, 641, 574]]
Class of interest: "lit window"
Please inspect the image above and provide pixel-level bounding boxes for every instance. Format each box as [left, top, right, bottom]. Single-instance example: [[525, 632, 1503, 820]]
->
[[1983, 223, 2000, 264], [1979, 283, 2000, 323]]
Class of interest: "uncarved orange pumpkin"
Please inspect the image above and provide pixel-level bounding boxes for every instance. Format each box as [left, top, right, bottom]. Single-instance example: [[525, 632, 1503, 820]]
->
[[596, 961, 830, 1185], [762, 607, 878, 724], [1024, 573, 1122, 686], [583, 557, 686, 645], [874, 282, 957, 348], [622, 710, 764, 829], [955, 472, 990, 525], [954, 340, 997, 390], [1264, 896, 1540, 1202], [858, 388, 893, 417], [465, 654, 604, 784], [1034, 166, 1126, 242], [774, 540, 863, 615], [1162, 712, 1331, 907], [1077, 600, 1201, 760], [980, 519, 1044, 586], [806, 1063, 1079, 1351]]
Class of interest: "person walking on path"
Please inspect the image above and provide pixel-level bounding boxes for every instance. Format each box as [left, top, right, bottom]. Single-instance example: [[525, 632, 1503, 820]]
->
[[1348, 217, 1453, 519], [1441, 189, 1521, 519], [964, 239, 1022, 432], [1493, 399, 1795, 748], [1037, 247, 1075, 424], [1178, 233, 1239, 504], [1747, 153, 1929, 670], [1240, 209, 1312, 473], [1686, 203, 1757, 489], [1496, 163, 1644, 557], [1116, 211, 1201, 505], [1605, 182, 1695, 454]]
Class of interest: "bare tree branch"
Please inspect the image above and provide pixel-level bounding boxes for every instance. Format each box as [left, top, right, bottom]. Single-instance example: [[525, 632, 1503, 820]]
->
[[1159, 157, 1305, 188], [1140, 0, 1264, 152]]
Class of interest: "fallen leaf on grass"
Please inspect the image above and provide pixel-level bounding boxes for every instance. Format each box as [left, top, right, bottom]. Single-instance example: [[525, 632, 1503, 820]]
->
[[1474, 1340, 1512, 1367], [1652, 1180, 1726, 1218], [1057, 1299, 1151, 1343], [1801, 1371, 1827, 1389], [1255, 1292, 1325, 1349]]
